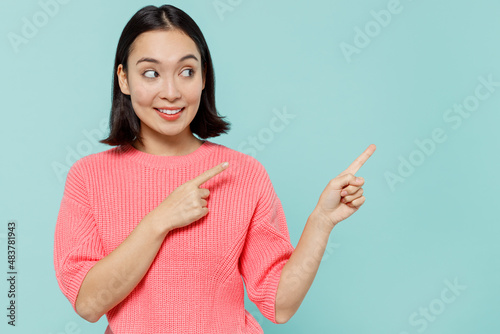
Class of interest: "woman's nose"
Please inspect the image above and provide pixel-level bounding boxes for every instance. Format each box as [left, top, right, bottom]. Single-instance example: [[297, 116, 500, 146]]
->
[[159, 78, 181, 101]]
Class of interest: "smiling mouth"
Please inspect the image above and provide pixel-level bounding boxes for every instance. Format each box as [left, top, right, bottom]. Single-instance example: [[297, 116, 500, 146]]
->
[[155, 107, 184, 115]]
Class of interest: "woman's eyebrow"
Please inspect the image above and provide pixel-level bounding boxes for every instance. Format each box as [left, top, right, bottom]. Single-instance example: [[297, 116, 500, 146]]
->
[[136, 54, 199, 66], [136, 57, 159, 65], [178, 54, 199, 63]]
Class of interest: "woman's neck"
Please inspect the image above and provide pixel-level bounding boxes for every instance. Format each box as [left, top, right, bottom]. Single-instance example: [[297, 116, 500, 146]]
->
[[132, 134, 204, 156]]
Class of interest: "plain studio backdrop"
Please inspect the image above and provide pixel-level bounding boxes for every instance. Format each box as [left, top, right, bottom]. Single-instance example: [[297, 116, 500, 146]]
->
[[1, 0, 499, 333]]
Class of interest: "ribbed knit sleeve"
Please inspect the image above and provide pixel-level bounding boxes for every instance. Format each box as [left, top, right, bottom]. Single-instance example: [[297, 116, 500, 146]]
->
[[238, 164, 295, 324], [53, 159, 105, 311]]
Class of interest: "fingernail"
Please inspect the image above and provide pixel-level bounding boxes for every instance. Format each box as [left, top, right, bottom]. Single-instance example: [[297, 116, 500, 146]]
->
[[356, 177, 362, 183], [341, 190, 347, 196], [222, 162, 229, 168]]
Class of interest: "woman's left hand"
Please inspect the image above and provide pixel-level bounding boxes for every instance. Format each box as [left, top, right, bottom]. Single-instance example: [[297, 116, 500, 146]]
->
[[314, 144, 376, 230]]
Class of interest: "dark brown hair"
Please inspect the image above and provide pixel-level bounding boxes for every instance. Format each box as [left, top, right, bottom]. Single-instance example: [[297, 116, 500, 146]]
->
[[100, 5, 230, 146]]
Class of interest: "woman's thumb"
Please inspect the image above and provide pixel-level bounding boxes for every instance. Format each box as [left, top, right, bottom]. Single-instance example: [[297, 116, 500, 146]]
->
[[331, 173, 363, 190]]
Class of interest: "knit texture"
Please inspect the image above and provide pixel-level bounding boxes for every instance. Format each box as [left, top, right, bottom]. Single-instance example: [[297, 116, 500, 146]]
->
[[53, 140, 295, 334]]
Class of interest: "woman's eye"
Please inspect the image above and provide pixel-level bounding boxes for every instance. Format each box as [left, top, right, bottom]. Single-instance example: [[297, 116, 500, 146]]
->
[[144, 70, 158, 78], [181, 69, 194, 77]]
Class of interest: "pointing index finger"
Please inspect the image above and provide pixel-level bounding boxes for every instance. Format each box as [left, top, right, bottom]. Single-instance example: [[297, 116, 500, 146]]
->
[[341, 144, 376, 176], [192, 162, 229, 187]]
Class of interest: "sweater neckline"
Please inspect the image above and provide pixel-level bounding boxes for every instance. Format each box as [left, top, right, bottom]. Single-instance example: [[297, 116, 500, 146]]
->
[[119, 140, 216, 169]]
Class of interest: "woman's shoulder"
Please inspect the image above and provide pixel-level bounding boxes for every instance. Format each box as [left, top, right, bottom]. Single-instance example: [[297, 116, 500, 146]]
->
[[209, 141, 264, 167], [208, 141, 269, 177], [67, 145, 127, 174]]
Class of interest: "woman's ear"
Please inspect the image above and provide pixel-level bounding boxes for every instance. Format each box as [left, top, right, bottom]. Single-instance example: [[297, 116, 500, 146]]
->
[[117, 64, 131, 95], [202, 64, 207, 90]]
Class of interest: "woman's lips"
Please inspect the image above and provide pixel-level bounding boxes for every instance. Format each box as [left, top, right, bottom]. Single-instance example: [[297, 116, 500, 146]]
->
[[155, 107, 184, 121]]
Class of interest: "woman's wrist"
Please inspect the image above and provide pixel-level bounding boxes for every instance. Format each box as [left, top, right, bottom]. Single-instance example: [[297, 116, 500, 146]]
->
[[141, 211, 172, 241], [310, 208, 337, 233]]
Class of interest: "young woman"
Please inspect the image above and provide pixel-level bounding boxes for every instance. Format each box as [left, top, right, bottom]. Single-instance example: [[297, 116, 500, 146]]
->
[[53, 4, 375, 333]]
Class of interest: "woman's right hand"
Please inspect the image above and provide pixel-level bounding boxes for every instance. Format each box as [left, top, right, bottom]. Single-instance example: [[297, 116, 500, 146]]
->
[[147, 162, 229, 234]]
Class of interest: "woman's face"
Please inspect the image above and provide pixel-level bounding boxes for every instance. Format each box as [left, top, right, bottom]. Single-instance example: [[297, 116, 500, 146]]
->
[[117, 29, 205, 145]]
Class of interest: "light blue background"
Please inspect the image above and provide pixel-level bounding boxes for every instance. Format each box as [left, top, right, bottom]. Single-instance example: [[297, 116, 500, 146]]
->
[[1, 0, 499, 333]]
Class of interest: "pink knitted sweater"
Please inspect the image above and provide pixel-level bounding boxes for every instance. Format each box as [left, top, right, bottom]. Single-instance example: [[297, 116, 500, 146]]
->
[[53, 140, 295, 333]]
